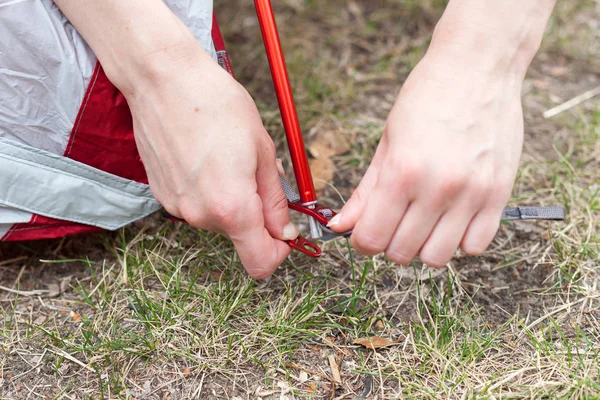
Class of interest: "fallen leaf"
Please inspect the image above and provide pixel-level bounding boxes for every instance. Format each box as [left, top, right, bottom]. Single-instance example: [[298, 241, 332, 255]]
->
[[352, 336, 403, 350], [58, 363, 70, 376], [309, 157, 334, 193], [309, 130, 350, 158], [328, 354, 342, 384], [308, 130, 351, 194], [46, 283, 61, 298], [59, 276, 72, 293], [210, 270, 224, 281], [299, 371, 308, 383]]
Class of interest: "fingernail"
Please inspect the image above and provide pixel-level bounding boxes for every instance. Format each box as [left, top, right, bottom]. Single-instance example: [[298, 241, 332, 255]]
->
[[327, 213, 342, 227], [283, 222, 300, 240]]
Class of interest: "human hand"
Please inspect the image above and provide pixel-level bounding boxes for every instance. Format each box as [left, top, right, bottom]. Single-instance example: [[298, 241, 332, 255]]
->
[[329, 53, 525, 267], [124, 45, 298, 278]]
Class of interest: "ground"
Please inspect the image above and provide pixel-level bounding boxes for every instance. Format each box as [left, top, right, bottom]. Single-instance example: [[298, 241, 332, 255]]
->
[[1, 0, 599, 399]]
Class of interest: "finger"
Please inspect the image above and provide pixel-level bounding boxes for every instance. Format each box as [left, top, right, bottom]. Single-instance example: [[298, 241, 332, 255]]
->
[[350, 168, 410, 256], [228, 193, 292, 279], [384, 201, 443, 265], [328, 140, 387, 233], [461, 174, 514, 254], [418, 198, 479, 267], [276, 158, 286, 177], [460, 206, 503, 255], [256, 140, 299, 241]]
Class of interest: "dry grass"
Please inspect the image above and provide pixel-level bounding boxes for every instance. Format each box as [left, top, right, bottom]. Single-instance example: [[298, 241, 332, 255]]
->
[[1, 0, 599, 399]]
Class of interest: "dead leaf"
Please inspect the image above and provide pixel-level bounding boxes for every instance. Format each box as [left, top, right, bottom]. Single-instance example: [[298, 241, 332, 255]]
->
[[210, 270, 224, 281], [299, 371, 308, 383], [59, 276, 72, 293], [309, 130, 351, 194], [309, 130, 350, 158], [46, 283, 61, 298], [328, 354, 342, 384], [352, 336, 403, 350], [309, 157, 335, 193], [45, 276, 72, 298]]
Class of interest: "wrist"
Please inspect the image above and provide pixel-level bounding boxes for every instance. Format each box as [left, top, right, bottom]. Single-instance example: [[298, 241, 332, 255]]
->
[[101, 25, 211, 98], [426, 0, 555, 80], [107, 36, 214, 99]]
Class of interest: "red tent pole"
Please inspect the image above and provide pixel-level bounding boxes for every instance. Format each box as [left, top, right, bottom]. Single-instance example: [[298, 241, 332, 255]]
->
[[253, 0, 317, 206]]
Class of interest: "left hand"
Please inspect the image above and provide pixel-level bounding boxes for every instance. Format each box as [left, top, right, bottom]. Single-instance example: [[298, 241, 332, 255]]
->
[[328, 53, 525, 267]]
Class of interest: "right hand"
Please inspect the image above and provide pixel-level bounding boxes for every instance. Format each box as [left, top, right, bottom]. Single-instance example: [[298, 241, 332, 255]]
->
[[120, 44, 298, 279]]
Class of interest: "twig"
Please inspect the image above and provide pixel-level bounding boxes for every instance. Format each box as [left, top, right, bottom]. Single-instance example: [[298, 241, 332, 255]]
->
[[0, 284, 48, 297], [2, 264, 27, 300], [485, 367, 537, 392], [0, 256, 28, 267], [192, 373, 205, 398], [543, 84, 600, 118], [48, 347, 95, 372], [518, 296, 596, 338]]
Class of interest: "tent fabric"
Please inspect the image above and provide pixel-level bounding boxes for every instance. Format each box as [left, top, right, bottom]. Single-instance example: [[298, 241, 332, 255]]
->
[[0, 137, 161, 230], [0, 0, 228, 241]]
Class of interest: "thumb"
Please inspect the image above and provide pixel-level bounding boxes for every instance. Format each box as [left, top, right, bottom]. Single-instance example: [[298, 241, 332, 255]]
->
[[227, 192, 292, 279], [256, 142, 299, 241], [328, 144, 386, 232]]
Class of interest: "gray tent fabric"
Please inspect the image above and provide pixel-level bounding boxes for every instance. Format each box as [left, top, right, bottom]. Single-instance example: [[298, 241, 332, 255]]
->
[[0, 138, 162, 230]]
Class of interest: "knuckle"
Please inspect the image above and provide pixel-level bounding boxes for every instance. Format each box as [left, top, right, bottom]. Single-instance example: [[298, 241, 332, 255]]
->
[[180, 204, 205, 228], [397, 161, 422, 188], [205, 197, 242, 230], [351, 232, 388, 256], [266, 188, 289, 212], [158, 197, 179, 218], [469, 177, 494, 199], [438, 172, 468, 197], [426, 172, 468, 208]]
